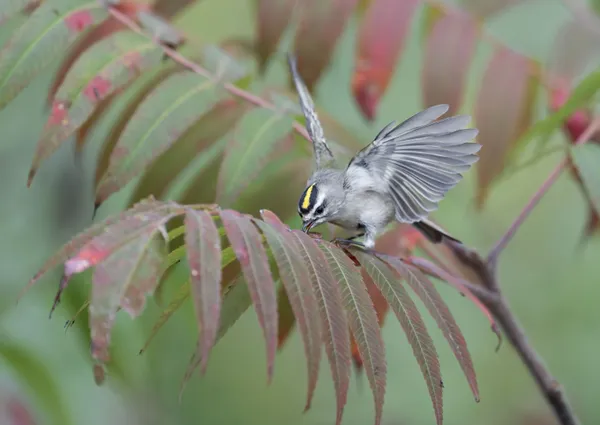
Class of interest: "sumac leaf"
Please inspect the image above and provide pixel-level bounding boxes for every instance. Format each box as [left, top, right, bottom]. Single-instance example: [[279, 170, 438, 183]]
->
[[28, 32, 164, 185], [219, 209, 278, 381], [292, 0, 359, 92], [421, 10, 477, 116], [356, 251, 442, 425], [217, 108, 293, 206], [96, 71, 222, 204], [94, 66, 180, 194], [474, 47, 537, 205], [257, 210, 322, 410], [276, 284, 296, 348], [20, 196, 163, 300], [384, 255, 479, 401], [255, 0, 297, 72], [90, 228, 167, 364], [0, 0, 108, 110], [319, 242, 386, 425], [129, 98, 248, 206], [184, 208, 222, 374], [352, 0, 420, 120], [291, 230, 350, 425]]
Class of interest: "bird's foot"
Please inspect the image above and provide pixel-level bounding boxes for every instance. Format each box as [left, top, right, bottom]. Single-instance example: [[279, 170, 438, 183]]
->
[[331, 237, 367, 250]]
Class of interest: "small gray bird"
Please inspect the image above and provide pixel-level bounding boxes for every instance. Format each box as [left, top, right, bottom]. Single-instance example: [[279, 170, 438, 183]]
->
[[288, 54, 481, 249]]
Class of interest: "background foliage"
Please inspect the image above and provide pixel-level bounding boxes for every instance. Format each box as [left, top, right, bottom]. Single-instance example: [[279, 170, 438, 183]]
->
[[1, 0, 600, 424]]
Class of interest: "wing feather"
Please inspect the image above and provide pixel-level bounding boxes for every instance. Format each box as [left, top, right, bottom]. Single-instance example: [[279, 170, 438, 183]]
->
[[346, 105, 480, 223], [287, 53, 334, 169]]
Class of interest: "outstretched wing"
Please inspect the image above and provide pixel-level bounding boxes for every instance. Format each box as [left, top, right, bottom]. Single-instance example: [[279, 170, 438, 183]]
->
[[287, 53, 335, 169], [345, 104, 480, 223]]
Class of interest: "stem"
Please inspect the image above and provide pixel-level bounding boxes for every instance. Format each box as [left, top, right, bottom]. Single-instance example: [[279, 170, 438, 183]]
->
[[487, 117, 600, 267], [106, 7, 312, 142]]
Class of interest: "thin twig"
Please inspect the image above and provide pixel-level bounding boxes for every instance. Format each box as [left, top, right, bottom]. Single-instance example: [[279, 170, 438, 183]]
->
[[106, 7, 312, 143], [443, 243, 581, 425], [487, 117, 600, 267]]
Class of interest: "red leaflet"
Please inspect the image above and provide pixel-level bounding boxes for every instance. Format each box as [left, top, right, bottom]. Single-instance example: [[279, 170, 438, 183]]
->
[[220, 209, 278, 382], [421, 10, 477, 115], [353, 0, 420, 120], [293, 0, 359, 92], [255, 0, 297, 72], [184, 209, 223, 374], [474, 47, 537, 205]]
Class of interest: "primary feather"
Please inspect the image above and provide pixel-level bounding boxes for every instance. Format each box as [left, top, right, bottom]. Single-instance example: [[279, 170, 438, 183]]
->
[[345, 105, 480, 223]]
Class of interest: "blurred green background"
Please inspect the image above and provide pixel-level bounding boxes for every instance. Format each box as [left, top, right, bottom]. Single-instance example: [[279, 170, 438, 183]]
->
[[1, 0, 599, 424]]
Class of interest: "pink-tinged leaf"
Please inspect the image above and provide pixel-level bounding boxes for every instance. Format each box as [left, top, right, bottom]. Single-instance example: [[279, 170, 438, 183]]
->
[[28, 32, 164, 186], [421, 10, 477, 115], [90, 228, 167, 364], [48, 18, 126, 104], [19, 196, 162, 301], [293, 0, 359, 92], [460, 0, 528, 18], [184, 209, 222, 374], [355, 251, 442, 425], [383, 255, 479, 402], [0, 1, 109, 111], [318, 242, 386, 425], [352, 0, 420, 120], [219, 209, 278, 382], [216, 108, 294, 206], [255, 0, 296, 72], [276, 284, 296, 349], [291, 231, 350, 425], [474, 47, 537, 205], [120, 234, 168, 317], [351, 269, 389, 371], [152, 0, 197, 18], [257, 210, 322, 410], [96, 71, 222, 204]]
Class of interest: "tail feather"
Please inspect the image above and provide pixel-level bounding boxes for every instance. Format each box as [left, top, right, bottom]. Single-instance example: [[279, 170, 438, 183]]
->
[[413, 219, 461, 244]]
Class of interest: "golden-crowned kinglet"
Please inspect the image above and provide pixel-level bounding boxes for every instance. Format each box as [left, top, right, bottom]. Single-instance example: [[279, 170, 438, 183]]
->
[[288, 54, 481, 249]]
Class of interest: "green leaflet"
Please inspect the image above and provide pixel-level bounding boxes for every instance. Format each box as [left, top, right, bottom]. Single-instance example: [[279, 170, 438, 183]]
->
[[217, 107, 294, 206], [0, 0, 108, 110], [29, 32, 164, 182], [96, 71, 224, 203]]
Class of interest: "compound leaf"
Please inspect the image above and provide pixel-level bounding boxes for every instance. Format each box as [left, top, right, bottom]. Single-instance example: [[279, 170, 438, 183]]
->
[[0, 0, 108, 110], [356, 251, 441, 425], [257, 210, 322, 410], [217, 108, 293, 206], [184, 208, 222, 374], [29, 31, 164, 185], [220, 209, 278, 381], [292, 0, 359, 92], [353, 0, 420, 119], [96, 71, 223, 204], [319, 242, 386, 425], [421, 10, 477, 116], [291, 231, 351, 425]]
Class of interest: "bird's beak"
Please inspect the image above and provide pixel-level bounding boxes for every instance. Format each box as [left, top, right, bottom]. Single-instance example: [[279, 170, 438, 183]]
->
[[302, 219, 315, 233]]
